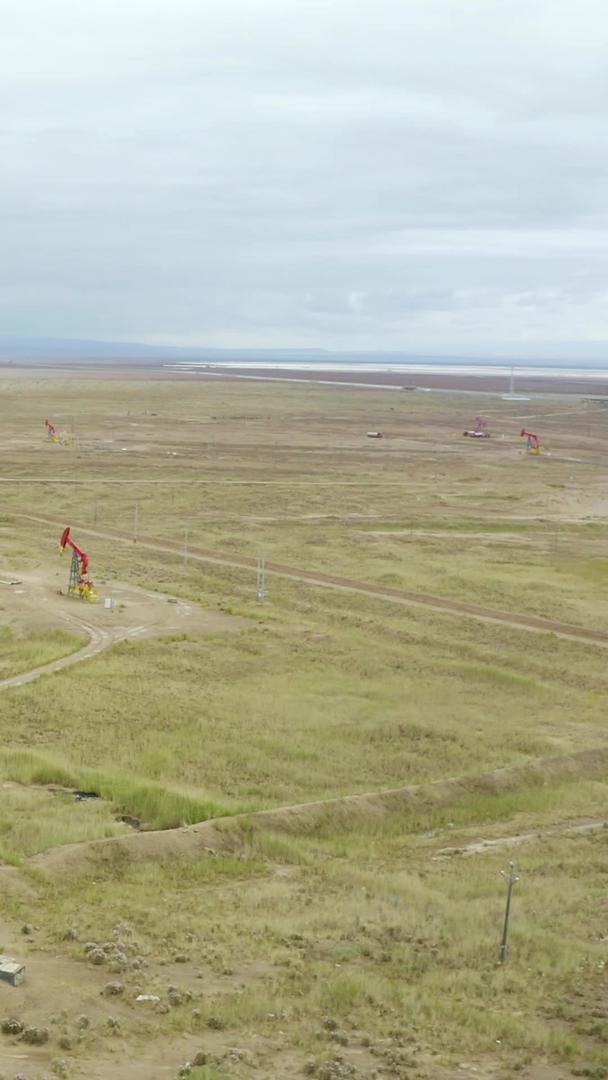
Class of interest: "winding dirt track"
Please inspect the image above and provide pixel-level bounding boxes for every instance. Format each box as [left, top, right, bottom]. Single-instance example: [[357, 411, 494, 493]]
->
[[16, 513, 608, 648], [0, 567, 236, 693], [0, 611, 112, 690]]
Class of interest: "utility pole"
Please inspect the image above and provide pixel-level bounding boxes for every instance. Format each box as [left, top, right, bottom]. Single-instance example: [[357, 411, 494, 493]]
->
[[256, 552, 267, 603], [183, 525, 189, 567], [499, 862, 519, 964], [133, 502, 139, 543]]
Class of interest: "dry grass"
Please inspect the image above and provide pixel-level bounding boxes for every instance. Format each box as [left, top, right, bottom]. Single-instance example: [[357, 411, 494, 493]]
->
[[0, 612, 604, 809], [0, 370, 606, 1077], [0, 624, 84, 679], [12, 807, 608, 1073], [0, 782, 127, 864], [0, 748, 251, 836]]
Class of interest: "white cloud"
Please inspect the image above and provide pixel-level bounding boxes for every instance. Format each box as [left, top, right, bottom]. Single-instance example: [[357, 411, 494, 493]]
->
[[1, 0, 608, 355]]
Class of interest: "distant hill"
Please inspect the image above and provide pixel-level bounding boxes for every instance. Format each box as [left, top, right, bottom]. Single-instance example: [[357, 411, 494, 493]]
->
[[0, 337, 333, 363], [0, 336, 605, 368]]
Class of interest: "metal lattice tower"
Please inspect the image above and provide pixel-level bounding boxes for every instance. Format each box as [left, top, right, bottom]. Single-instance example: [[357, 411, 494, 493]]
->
[[256, 553, 267, 603], [68, 549, 80, 596]]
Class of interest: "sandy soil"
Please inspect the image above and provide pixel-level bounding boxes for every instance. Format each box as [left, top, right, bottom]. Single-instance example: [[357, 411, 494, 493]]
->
[[0, 923, 575, 1080], [0, 913, 261, 1079]]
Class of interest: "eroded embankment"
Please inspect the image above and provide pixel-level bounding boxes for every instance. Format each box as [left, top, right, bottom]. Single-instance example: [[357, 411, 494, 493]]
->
[[20, 745, 608, 881]]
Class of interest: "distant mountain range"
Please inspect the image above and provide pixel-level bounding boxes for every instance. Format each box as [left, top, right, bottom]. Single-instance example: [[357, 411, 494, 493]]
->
[[0, 336, 606, 368], [0, 337, 337, 362]]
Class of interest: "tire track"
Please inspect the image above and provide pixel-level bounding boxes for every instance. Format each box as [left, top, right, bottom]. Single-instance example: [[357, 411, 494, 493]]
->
[[0, 612, 113, 690], [433, 818, 608, 860]]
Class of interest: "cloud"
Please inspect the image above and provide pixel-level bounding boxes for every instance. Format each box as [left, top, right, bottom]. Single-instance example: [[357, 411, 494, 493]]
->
[[1, 0, 608, 355]]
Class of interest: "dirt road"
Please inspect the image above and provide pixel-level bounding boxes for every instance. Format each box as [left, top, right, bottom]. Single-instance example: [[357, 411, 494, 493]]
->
[[16, 513, 608, 649]]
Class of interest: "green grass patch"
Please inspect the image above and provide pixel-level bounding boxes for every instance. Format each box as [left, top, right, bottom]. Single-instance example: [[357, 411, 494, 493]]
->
[[0, 623, 591, 806], [0, 748, 252, 842], [436, 658, 542, 689], [558, 557, 608, 585]]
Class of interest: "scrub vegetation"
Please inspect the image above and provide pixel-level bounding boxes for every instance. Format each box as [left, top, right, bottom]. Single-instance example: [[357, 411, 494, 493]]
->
[[0, 369, 606, 1079]]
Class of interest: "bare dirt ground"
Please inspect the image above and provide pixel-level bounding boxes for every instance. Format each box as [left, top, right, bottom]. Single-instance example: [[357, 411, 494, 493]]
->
[[0, 919, 202, 1080], [169, 363, 608, 397], [0, 920, 577, 1080], [13, 354, 608, 398], [0, 567, 238, 690]]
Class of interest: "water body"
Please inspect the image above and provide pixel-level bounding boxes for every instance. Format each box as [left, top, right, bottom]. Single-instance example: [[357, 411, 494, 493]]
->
[[168, 360, 608, 381]]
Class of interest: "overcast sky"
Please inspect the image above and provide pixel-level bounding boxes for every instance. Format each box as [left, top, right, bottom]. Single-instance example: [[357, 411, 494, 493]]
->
[[2, 0, 608, 358]]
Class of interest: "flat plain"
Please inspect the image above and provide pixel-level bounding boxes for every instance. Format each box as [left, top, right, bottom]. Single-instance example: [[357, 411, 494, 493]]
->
[[0, 366, 606, 1080]]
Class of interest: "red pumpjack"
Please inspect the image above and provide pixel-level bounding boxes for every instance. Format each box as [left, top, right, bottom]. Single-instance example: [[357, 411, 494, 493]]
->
[[520, 429, 542, 454], [59, 527, 97, 601], [463, 416, 491, 438]]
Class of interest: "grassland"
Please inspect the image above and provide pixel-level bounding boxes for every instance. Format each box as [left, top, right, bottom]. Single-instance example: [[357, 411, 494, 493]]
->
[[8, 793, 608, 1079], [0, 368, 606, 1079], [1, 607, 606, 809], [0, 624, 84, 680]]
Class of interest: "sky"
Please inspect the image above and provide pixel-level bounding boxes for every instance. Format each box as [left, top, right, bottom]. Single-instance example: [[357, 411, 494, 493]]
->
[[2, 0, 608, 358]]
